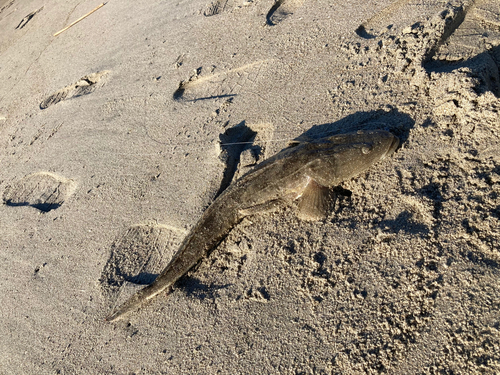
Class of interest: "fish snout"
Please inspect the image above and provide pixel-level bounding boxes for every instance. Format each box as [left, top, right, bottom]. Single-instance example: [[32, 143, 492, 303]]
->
[[383, 134, 399, 158]]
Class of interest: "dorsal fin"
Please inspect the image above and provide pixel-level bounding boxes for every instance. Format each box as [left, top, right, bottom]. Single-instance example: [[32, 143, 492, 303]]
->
[[296, 179, 333, 221]]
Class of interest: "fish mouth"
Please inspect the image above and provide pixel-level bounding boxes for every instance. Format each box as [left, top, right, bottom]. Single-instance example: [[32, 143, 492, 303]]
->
[[384, 135, 400, 158]]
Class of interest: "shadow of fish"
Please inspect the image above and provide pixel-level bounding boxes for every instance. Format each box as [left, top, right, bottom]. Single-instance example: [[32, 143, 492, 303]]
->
[[106, 129, 399, 321]]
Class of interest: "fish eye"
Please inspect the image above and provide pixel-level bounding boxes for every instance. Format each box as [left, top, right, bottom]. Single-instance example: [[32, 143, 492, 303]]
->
[[361, 144, 373, 154]]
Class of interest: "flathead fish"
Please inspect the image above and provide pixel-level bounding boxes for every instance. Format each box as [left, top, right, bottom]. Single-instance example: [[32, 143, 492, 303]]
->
[[106, 129, 399, 321]]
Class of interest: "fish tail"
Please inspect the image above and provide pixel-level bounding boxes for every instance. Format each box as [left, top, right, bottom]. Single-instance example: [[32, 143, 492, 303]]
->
[[105, 282, 168, 322]]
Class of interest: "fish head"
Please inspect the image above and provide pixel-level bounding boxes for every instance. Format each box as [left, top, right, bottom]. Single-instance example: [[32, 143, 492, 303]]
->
[[307, 130, 399, 186]]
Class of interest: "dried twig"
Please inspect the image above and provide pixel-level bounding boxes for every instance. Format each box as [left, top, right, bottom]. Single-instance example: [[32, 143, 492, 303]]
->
[[53, 2, 107, 37]]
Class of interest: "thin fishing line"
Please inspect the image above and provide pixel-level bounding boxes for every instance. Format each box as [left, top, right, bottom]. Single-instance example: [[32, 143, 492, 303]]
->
[[219, 138, 297, 146]]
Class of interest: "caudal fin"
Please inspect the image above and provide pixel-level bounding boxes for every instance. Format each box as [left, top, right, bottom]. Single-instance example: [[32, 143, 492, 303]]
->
[[105, 283, 166, 322]]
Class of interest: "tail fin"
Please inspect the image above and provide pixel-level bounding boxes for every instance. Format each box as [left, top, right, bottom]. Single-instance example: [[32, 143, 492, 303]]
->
[[105, 282, 168, 321]]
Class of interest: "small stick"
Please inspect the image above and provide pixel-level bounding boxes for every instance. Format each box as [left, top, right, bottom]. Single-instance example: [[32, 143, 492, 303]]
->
[[53, 2, 107, 37]]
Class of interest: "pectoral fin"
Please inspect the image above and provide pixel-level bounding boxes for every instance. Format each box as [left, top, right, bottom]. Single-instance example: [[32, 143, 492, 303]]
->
[[296, 179, 333, 221]]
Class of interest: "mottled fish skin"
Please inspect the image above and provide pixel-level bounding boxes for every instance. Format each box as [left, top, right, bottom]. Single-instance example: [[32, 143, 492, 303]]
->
[[105, 129, 399, 321]]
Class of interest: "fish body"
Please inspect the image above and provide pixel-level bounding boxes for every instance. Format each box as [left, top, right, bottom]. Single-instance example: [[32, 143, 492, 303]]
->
[[105, 129, 399, 321]]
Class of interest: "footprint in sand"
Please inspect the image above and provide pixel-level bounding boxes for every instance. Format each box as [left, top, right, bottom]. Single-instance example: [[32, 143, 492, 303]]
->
[[266, 0, 305, 26], [233, 122, 275, 180], [99, 224, 186, 310], [173, 61, 267, 101], [3, 172, 76, 212], [215, 121, 276, 196], [40, 71, 109, 110], [216, 122, 258, 197]]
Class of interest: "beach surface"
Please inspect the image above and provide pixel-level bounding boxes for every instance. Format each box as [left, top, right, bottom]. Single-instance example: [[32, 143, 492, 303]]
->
[[0, 0, 499, 373]]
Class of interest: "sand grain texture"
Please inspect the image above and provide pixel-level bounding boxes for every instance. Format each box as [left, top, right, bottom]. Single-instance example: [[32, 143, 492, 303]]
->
[[0, 0, 499, 374]]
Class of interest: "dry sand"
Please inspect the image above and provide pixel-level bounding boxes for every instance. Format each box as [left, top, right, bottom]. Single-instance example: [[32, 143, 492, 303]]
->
[[0, 0, 499, 373]]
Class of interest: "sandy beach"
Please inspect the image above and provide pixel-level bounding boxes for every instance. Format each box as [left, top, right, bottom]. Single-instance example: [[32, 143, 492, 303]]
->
[[1, 0, 499, 373]]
